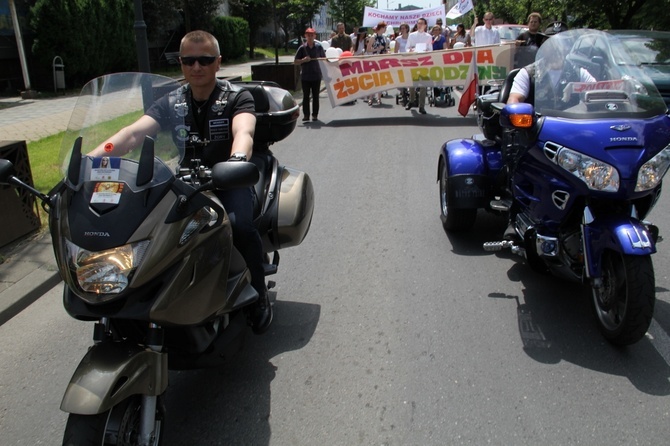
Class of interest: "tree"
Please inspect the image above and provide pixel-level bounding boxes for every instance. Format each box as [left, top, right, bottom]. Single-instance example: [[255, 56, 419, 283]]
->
[[229, 0, 271, 58], [485, 0, 666, 30], [181, 0, 224, 31], [141, 0, 182, 41], [328, 0, 375, 31], [635, 0, 670, 30], [288, 0, 327, 31]]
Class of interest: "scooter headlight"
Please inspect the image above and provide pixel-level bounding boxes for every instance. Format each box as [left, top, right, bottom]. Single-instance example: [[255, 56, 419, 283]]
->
[[635, 147, 670, 191], [65, 239, 150, 295], [556, 147, 619, 192]]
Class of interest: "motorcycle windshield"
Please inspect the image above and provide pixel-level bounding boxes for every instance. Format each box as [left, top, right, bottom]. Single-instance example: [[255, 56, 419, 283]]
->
[[58, 73, 184, 176], [531, 29, 668, 119]]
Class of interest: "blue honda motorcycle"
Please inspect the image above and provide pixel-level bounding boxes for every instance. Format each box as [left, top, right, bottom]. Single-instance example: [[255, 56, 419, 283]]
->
[[437, 30, 670, 345]]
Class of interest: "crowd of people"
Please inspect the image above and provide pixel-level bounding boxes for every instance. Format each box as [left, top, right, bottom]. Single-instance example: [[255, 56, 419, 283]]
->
[[293, 11, 571, 120], [293, 17, 474, 117]]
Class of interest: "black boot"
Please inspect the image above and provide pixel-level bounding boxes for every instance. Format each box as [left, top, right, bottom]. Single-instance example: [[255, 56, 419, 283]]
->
[[251, 290, 273, 334]]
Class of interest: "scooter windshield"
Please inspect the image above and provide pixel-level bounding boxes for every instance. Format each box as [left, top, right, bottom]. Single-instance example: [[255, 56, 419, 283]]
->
[[58, 73, 184, 176], [531, 29, 668, 118]]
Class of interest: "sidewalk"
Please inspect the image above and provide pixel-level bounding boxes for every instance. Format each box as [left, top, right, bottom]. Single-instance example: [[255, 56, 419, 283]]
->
[[0, 55, 301, 326]]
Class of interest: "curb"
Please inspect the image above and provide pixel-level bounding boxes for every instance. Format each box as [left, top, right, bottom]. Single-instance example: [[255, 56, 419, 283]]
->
[[0, 267, 61, 326]]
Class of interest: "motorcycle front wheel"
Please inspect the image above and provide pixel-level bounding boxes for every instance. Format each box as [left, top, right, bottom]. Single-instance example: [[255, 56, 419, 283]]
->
[[439, 159, 476, 231], [62, 395, 164, 446], [592, 251, 655, 346]]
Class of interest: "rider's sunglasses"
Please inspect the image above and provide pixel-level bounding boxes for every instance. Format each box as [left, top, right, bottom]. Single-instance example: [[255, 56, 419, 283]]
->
[[180, 56, 217, 67]]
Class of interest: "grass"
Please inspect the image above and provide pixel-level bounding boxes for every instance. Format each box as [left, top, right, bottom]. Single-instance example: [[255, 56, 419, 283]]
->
[[28, 133, 65, 194], [27, 133, 65, 228]]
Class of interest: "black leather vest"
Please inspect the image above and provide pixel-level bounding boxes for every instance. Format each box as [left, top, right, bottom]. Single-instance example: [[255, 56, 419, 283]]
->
[[526, 61, 582, 110], [169, 79, 239, 167]]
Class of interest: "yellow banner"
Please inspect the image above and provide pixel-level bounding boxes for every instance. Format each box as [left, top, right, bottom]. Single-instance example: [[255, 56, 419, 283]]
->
[[318, 44, 515, 107]]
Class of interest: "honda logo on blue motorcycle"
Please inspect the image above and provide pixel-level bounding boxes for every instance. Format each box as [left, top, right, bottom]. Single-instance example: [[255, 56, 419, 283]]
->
[[610, 124, 631, 131]]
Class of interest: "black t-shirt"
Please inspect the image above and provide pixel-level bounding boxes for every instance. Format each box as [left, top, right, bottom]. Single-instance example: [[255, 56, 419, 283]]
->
[[295, 43, 326, 81], [517, 31, 547, 48]]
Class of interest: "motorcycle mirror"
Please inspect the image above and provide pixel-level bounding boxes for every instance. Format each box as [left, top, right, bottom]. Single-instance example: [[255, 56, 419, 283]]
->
[[67, 137, 83, 185], [0, 159, 16, 184], [211, 161, 260, 190], [0, 157, 49, 203], [137, 136, 155, 187], [500, 102, 535, 129]]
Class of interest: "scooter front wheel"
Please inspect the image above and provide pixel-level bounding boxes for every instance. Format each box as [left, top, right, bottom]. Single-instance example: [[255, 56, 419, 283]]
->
[[592, 251, 655, 346], [62, 395, 165, 446], [439, 159, 476, 231]]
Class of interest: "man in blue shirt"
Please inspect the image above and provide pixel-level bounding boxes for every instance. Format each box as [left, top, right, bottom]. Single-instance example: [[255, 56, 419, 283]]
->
[[294, 28, 326, 122]]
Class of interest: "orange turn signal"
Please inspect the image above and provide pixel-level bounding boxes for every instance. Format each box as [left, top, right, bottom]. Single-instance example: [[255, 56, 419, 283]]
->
[[509, 114, 533, 128]]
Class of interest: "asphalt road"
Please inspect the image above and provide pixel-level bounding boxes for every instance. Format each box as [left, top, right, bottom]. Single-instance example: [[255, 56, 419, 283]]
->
[[1, 94, 669, 445]]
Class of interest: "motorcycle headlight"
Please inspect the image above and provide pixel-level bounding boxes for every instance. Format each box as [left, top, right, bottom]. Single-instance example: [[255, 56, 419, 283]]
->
[[635, 147, 670, 192], [556, 146, 619, 192], [65, 239, 150, 295]]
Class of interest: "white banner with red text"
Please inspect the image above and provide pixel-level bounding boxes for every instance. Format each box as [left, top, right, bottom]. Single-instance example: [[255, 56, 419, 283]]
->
[[317, 45, 515, 107], [362, 6, 446, 27]]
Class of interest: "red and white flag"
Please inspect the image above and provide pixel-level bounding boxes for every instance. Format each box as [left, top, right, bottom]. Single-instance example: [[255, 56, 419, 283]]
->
[[458, 51, 478, 117]]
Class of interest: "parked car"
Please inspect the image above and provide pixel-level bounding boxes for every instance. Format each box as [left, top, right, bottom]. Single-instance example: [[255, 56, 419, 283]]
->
[[606, 30, 670, 107], [288, 38, 303, 49], [288, 38, 321, 50], [493, 24, 527, 43], [566, 30, 670, 107]]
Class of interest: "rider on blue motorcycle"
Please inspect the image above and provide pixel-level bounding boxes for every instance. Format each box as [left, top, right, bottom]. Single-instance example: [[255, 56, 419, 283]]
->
[[507, 34, 596, 109]]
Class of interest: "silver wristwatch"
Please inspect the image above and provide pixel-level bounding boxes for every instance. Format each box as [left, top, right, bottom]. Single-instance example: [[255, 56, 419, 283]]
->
[[229, 152, 247, 162]]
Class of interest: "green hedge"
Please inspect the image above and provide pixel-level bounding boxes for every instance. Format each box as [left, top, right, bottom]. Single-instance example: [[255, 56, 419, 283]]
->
[[30, 0, 136, 89], [210, 16, 249, 61], [28, 2, 249, 90]]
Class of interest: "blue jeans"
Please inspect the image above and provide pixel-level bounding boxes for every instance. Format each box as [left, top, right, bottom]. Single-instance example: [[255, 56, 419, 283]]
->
[[217, 187, 266, 295]]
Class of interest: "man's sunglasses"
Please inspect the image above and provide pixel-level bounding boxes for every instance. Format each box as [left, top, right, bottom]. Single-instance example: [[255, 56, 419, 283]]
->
[[180, 56, 217, 66]]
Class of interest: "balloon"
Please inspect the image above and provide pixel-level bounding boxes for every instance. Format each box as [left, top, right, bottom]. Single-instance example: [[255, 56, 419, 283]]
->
[[325, 47, 340, 61], [453, 42, 465, 49], [389, 40, 396, 51], [321, 40, 330, 50], [340, 51, 353, 58]]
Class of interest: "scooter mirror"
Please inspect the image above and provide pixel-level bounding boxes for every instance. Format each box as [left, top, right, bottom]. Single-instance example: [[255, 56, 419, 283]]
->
[[0, 159, 16, 185], [211, 161, 260, 190]]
